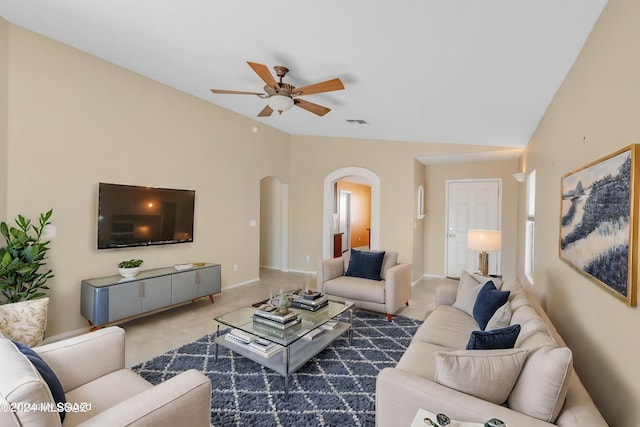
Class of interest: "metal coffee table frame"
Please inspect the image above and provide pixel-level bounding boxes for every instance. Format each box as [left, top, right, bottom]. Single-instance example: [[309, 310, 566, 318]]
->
[[214, 299, 354, 399]]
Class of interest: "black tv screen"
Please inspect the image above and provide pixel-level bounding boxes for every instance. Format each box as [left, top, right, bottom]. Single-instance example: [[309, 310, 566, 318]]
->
[[97, 183, 195, 249]]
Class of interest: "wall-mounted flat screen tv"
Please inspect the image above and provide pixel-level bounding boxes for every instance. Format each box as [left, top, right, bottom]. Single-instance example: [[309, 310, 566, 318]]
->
[[97, 182, 195, 249]]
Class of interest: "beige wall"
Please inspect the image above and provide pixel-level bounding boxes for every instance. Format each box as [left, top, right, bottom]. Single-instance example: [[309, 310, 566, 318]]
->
[[0, 18, 8, 218], [2, 2, 634, 422], [4, 25, 291, 336], [288, 135, 514, 275], [9, 15, 628, 421], [259, 176, 285, 269], [519, 0, 640, 425], [424, 159, 519, 280], [412, 159, 426, 280], [3, 22, 512, 338]]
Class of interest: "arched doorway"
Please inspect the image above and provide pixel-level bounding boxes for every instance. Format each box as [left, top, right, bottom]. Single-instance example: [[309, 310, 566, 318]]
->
[[323, 167, 380, 259]]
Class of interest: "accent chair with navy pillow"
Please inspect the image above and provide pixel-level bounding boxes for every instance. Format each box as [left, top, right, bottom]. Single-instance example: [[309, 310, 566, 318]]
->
[[13, 341, 66, 422], [318, 250, 411, 321], [344, 249, 386, 280], [0, 327, 212, 427]]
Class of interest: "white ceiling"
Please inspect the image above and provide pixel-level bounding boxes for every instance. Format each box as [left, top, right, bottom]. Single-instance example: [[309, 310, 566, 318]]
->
[[1, 0, 606, 148]]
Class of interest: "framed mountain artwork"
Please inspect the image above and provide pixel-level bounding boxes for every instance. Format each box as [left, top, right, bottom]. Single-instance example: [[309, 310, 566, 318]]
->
[[559, 145, 639, 306]]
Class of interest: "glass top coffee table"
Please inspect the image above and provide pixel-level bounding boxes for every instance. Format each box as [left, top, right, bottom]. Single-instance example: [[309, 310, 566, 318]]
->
[[214, 297, 354, 398]]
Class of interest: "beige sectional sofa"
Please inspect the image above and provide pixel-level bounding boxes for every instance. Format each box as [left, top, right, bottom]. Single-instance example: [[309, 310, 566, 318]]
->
[[0, 326, 211, 426], [376, 272, 608, 427], [317, 250, 411, 321]]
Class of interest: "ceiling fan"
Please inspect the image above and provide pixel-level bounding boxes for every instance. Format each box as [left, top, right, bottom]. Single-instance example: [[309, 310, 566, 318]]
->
[[210, 62, 344, 117]]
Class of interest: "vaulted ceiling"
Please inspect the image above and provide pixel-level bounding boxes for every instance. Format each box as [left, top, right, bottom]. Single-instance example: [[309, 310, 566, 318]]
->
[[1, 0, 607, 148]]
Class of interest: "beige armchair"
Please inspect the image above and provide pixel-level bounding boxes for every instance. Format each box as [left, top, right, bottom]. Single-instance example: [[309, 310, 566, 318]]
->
[[0, 326, 211, 426], [317, 250, 411, 321]]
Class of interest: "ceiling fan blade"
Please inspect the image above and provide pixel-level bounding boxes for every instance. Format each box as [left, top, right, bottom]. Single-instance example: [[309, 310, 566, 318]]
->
[[210, 89, 264, 96], [293, 78, 344, 96], [294, 99, 331, 117], [247, 61, 280, 90], [257, 105, 274, 117]]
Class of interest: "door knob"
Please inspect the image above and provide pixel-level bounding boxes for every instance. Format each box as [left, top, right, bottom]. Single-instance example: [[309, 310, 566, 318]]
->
[[448, 234, 456, 238]]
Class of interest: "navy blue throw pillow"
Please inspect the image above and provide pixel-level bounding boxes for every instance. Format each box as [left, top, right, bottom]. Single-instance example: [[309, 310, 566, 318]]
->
[[13, 341, 66, 422], [472, 281, 510, 330], [466, 324, 521, 350], [344, 249, 385, 281]]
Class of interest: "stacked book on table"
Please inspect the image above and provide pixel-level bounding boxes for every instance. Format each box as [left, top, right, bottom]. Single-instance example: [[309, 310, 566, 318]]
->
[[252, 321, 287, 339], [247, 338, 282, 358], [253, 307, 301, 330], [301, 319, 339, 341], [302, 328, 324, 341], [319, 319, 338, 331], [225, 328, 255, 346], [290, 292, 329, 312], [224, 329, 283, 358]]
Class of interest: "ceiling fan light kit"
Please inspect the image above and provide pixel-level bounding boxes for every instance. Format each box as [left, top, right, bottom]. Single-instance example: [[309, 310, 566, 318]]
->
[[211, 61, 344, 117], [267, 94, 294, 114]]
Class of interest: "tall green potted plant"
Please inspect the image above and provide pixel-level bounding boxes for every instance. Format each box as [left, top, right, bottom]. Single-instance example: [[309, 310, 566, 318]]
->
[[0, 209, 54, 346]]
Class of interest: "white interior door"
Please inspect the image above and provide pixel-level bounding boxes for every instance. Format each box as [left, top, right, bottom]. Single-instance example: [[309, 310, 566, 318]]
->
[[445, 180, 501, 278], [339, 191, 351, 253]]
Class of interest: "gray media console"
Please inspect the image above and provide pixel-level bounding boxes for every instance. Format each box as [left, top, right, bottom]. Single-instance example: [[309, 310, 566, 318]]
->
[[81, 263, 221, 329]]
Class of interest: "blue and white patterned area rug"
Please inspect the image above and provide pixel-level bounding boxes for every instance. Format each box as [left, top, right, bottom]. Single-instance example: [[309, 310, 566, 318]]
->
[[132, 311, 421, 427]]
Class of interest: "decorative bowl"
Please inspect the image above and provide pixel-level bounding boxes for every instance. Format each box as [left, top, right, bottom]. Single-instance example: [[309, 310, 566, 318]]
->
[[118, 267, 140, 278]]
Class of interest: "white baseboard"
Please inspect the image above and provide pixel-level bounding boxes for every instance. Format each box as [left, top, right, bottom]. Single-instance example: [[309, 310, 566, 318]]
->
[[286, 269, 317, 275], [260, 265, 316, 275], [423, 273, 446, 279], [259, 265, 290, 273], [412, 273, 447, 286], [222, 277, 261, 290]]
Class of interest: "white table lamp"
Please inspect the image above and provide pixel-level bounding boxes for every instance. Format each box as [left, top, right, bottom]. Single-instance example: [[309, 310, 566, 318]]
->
[[467, 229, 501, 276]]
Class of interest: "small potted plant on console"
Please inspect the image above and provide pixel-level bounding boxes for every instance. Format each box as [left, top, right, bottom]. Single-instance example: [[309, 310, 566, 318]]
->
[[118, 259, 143, 278]]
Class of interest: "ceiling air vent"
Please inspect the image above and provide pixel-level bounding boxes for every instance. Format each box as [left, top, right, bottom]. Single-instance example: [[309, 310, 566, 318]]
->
[[346, 119, 369, 126]]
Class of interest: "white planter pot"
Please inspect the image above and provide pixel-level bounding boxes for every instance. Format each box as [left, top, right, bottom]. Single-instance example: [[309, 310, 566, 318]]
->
[[118, 267, 141, 278], [0, 297, 49, 347]]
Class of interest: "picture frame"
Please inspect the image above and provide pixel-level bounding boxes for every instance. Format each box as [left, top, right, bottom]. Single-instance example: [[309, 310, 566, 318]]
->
[[559, 144, 638, 306]]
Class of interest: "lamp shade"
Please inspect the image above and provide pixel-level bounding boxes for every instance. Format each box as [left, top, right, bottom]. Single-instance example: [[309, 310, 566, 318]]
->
[[267, 95, 294, 113], [467, 229, 501, 252]]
